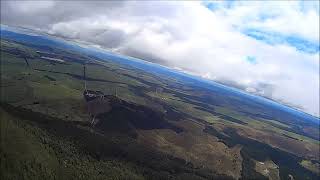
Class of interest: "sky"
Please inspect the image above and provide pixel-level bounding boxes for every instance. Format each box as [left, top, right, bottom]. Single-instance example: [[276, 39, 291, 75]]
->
[[1, 1, 319, 116]]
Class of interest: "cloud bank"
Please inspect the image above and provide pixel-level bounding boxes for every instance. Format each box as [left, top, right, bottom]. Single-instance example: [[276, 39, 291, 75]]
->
[[1, 1, 319, 116]]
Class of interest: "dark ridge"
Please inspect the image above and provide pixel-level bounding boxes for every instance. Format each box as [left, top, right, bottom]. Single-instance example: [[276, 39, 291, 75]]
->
[[248, 113, 274, 120], [164, 107, 185, 121], [1, 103, 233, 180], [218, 115, 248, 125], [43, 75, 56, 81], [194, 106, 219, 116], [142, 92, 185, 122], [203, 126, 319, 180], [281, 133, 300, 141], [95, 100, 183, 134]]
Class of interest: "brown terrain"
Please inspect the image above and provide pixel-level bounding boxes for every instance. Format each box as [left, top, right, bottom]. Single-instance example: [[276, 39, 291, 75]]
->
[[213, 123, 320, 161], [254, 159, 280, 180], [137, 120, 243, 179]]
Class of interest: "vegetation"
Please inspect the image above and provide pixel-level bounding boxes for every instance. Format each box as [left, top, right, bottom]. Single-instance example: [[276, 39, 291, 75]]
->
[[1, 36, 319, 180]]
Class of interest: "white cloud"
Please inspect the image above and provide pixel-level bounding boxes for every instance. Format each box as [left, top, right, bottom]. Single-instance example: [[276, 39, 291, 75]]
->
[[1, 1, 319, 116], [205, 0, 319, 42]]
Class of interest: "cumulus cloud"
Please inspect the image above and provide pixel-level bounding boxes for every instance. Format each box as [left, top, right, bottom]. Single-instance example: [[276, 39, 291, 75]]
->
[[1, 1, 319, 116]]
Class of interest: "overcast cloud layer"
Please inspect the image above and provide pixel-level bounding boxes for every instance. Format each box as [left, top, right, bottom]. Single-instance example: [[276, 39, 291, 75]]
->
[[1, 1, 319, 116]]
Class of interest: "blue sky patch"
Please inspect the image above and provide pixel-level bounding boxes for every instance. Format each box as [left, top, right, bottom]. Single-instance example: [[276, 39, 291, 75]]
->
[[244, 29, 319, 54], [202, 1, 319, 54], [246, 56, 257, 65], [203, 1, 235, 11]]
